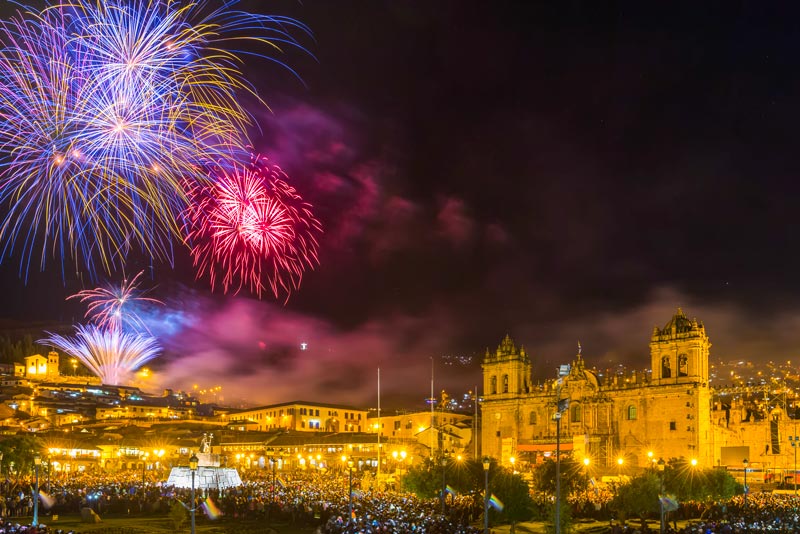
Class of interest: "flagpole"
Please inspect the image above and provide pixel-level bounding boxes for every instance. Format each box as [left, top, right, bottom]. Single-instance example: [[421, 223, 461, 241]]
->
[[431, 357, 435, 458], [377, 367, 381, 482]]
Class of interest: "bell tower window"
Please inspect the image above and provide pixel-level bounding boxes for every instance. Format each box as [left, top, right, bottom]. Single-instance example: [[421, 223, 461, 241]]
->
[[661, 356, 671, 379], [678, 354, 688, 377], [490, 376, 497, 395], [502, 375, 509, 393]]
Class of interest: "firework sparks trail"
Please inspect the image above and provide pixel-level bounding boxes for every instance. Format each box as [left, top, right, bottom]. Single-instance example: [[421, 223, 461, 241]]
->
[[183, 155, 322, 300], [0, 0, 312, 279], [41, 324, 161, 386], [67, 270, 163, 333]]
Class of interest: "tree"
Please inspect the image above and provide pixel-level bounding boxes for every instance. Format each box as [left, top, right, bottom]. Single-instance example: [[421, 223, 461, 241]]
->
[[491, 469, 536, 533], [400, 458, 441, 498], [666, 459, 739, 518], [0, 434, 43, 480], [531, 456, 589, 533], [531, 456, 590, 496], [611, 472, 661, 522]]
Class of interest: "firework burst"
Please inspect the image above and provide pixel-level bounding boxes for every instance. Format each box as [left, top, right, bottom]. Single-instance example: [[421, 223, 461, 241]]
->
[[41, 324, 160, 386], [67, 270, 163, 333], [0, 0, 312, 279], [183, 155, 322, 300]]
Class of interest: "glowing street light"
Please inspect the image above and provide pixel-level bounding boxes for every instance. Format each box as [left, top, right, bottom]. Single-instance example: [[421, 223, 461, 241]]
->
[[347, 458, 355, 519], [189, 453, 199, 534], [32, 453, 41, 527], [482, 457, 490, 534], [743, 458, 749, 508], [657, 458, 666, 534]]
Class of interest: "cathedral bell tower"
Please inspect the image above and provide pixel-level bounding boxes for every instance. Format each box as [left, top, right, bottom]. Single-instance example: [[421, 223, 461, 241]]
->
[[649, 308, 710, 386], [482, 334, 532, 397]]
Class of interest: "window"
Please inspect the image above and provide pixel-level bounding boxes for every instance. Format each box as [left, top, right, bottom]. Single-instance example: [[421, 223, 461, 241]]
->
[[669, 421, 676, 431], [405, 420, 412, 429], [529, 411, 537, 425], [502, 375, 509, 393], [661, 356, 671, 378], [570, 404, 581, 423], [678, 354, 688, 377], [490, 376, 497, 395], [627, 405, 637, 420]]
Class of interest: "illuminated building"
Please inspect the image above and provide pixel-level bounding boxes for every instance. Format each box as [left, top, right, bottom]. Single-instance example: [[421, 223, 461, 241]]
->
[[481, 309, 714, 468], [482, 308, 800, 479], [228, 401, 367, 432], [24, 352, 60, 380]]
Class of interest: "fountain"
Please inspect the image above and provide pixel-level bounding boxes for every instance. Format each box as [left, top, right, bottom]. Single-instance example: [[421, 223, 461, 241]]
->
[[166, 433, 242, 490]]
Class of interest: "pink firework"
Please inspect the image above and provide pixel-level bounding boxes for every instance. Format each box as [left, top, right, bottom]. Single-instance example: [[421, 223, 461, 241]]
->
[[184, 156, 322, 299], [67, 270, 163, 332]]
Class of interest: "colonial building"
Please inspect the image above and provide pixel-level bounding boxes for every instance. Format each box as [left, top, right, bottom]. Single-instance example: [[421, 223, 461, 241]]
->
[[481, 309, 717, 470], [229, 401, 368, 433]]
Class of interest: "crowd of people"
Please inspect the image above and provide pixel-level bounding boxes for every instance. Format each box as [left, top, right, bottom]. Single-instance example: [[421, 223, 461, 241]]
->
[[0, 468, 798, 532]]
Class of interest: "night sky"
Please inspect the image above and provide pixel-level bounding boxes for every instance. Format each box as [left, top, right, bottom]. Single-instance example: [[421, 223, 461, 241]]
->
[[1, 2, 800, 410]]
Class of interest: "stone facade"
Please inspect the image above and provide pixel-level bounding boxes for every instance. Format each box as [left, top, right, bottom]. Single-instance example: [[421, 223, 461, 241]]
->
[[481, 309, 713, 470]]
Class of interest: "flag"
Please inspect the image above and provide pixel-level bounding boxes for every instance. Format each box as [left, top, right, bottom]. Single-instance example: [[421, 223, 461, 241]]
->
[[203, 497, 222, 519], [38, 491, 55, 510], [276, 476, 286, 488], [445, 485, 457, 496], [489, 494, 504, 511], [659, 494, 679, 512]]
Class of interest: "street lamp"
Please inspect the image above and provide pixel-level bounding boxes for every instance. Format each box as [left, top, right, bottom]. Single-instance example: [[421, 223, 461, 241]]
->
[[789, 435, 799, 496], [743, 458, 748, 508], [141, 452, 149, 488], [617, 457, 624, 479], [189, 453, 199, 534], [554, 363, 570, 534], [32, 453, 41, 527], [268, 454, 277, 526], [440, 455, 447, 515], [347, 458, 355, 520], [482, 457, 490, 534], [657, 458, 666, 534]]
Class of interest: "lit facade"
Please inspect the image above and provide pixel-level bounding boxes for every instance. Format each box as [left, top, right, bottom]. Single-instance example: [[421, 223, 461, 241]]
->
[[481, 309, 714, 469], [228, 400, 367, 432]]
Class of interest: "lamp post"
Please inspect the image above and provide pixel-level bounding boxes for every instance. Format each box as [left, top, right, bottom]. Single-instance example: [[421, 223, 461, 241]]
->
[[790, 435, 799, 496], [32, 453, 41, 527], [657, 458, 665, 534], [554, 364, 570, 534], [482, 457, 490, 534], [743, 458, 748, 509], [268, 455, 276, 526], [347, 458, 355, 520], [189, 453, 199, 534], [440, 455, 447, 515], [141, 452, 149, 489]]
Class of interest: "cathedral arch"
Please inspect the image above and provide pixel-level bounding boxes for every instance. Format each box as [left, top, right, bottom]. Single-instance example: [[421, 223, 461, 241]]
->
[[661, 355, 671, 378], [490, 376, 497, 395], [678, 354, 688, 377], [502, 375, 509, 393], [627, 405, 637, 420]]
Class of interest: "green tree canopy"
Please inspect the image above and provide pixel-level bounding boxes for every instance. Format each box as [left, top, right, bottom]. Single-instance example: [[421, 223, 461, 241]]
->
[[531, 456, 590, 496]]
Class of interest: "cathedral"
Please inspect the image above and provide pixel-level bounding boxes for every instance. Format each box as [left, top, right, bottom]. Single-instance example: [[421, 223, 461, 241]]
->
[[481, 309, 797, 480]]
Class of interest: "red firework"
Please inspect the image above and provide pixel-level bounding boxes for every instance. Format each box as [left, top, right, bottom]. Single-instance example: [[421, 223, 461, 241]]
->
[[184, 156, 322, 299]]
